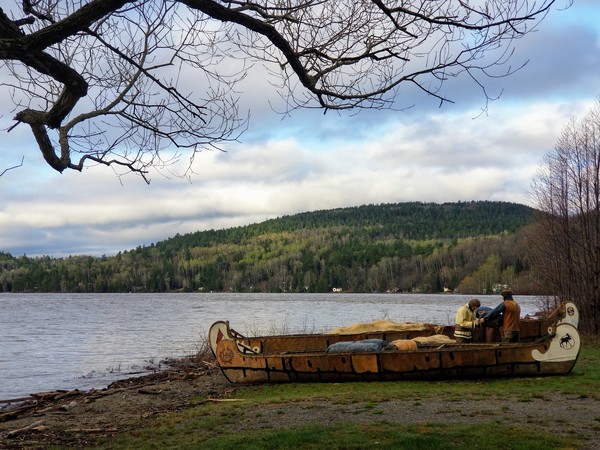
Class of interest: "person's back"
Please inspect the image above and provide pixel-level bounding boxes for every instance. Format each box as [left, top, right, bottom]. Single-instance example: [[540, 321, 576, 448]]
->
[[500, 290, 520, 342], [502, 299, 520, 333]]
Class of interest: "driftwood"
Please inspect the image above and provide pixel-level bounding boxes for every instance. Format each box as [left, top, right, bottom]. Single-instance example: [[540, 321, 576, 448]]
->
[[1, 388, 96, 422], [1, 362, 218, 427], [137, 388, 162, 395], [192, 398, 244, 406], [0, 396, 36, 404], [0, 403, 39, 422], [65, 427, 118, 434], [6, 419, 46, 438]]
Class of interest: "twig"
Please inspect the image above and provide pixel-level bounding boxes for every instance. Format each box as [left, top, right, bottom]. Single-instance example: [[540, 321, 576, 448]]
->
[[0, 156, 24, 176]]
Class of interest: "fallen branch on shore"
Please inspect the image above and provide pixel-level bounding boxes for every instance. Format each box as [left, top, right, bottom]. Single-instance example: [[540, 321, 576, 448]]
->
[[6, 420, 46, 438], [65, 427, 118, 434], [137, 388, 162, 395]]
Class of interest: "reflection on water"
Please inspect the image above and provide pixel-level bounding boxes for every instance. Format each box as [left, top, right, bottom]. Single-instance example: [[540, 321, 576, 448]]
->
[[0, 292, 543, 400]]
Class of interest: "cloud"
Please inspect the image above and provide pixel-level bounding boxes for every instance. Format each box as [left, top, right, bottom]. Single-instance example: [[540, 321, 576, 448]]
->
[[0, 1, 598, 257], [0, 94, 593, 257]]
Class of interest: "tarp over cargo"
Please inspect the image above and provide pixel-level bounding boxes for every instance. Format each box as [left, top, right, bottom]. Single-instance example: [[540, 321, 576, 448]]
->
[[327, 320, 443, 335], [326, 339, 388, 353]]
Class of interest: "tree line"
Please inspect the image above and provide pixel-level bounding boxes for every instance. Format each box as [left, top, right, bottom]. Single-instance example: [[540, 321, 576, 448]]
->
[[0, 201, 541, 295]]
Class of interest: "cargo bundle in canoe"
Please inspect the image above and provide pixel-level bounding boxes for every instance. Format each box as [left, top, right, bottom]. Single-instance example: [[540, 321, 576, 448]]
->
[[208, 302, 581, 384]]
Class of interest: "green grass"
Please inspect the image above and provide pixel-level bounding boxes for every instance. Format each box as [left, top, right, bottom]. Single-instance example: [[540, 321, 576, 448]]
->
[[87, 343, 600, 450], [96, 421, 576, 450]]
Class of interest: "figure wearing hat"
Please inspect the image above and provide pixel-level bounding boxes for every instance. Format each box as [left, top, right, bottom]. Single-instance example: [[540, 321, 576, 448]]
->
[[481, 288, 521, 343], [454, 298, 483, 343]]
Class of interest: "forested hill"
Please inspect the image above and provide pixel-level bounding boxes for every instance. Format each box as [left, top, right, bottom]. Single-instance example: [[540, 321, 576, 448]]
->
[[156, 201, 534, 252], [0, 201, 540, 294]]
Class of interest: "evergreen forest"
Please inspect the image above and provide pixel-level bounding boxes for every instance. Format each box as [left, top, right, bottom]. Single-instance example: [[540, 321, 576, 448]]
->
[[0, 201, 544, 295]]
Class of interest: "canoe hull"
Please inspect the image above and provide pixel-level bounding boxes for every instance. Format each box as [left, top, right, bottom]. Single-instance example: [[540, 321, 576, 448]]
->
[[210, 303, 581, 384]]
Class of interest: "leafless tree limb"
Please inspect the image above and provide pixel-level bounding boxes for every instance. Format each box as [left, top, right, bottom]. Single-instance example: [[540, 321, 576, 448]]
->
[[0, 155, 24, 176], [0, 0, 564, 181], [530, 98, 600, 336]]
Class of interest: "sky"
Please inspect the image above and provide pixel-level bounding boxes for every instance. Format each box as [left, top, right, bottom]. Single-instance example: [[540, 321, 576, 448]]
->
[[1, 0, 599, 258]]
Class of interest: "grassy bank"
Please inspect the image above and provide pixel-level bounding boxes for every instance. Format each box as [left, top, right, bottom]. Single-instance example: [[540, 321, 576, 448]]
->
[[81, 343, 600, 450]]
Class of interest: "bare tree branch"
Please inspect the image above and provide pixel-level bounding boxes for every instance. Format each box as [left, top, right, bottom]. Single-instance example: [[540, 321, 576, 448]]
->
[[0, 0, 564, 180], [0, 155, 24, 176], [530, 98, 600, 336]]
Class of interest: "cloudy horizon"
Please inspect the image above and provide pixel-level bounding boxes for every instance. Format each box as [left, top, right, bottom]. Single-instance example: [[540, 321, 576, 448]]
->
[[1, 1, 598, 258]]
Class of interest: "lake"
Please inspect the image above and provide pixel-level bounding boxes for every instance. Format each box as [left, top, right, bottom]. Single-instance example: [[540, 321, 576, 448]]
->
[[0, 292, 544, 400]]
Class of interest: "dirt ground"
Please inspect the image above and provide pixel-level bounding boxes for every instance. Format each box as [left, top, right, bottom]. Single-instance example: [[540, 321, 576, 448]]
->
[[1, 356, 599, 449]]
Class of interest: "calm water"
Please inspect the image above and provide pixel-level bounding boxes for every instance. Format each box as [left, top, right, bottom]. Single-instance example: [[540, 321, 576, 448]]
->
[[0, 292, 543, 400]]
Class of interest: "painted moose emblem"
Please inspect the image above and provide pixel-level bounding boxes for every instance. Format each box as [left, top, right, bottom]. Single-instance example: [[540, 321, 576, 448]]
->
[[559, 333, 575, 349]]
